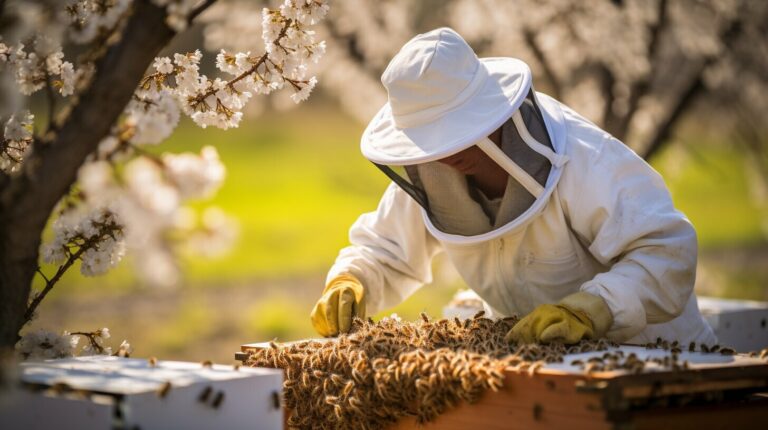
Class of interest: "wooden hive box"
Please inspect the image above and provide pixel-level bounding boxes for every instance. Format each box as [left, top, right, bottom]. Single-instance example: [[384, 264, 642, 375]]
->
[[239, 341, 768, 429]]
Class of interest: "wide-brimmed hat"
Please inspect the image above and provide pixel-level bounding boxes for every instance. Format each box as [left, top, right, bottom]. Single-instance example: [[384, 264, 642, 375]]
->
[[361, 27, 533, 165]]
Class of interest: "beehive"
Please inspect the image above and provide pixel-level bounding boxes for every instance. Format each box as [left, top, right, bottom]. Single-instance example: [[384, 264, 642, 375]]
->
[[241, 313, 768, 430]]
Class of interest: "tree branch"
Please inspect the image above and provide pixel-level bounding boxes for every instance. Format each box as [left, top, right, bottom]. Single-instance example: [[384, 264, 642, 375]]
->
[[24, 244, 90, 324], [0, 0, 176, 349], [641, 73, 704, 161], [641, 14, 744, 160], [596, 63, 618, 134], [188, 0, 218, 23], [613, 0, 668, 141], [522, 28, 562, 99], [44, 71, 57, 133]]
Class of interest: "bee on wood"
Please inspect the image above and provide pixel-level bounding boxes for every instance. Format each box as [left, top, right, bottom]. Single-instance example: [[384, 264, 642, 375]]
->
[[211, 391, 225, 409], [198, 386, 213, 403], [157, 381, 172, 398]]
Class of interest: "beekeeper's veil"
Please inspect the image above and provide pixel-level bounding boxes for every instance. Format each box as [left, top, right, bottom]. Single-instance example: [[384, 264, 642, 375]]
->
[[361, 28, 569, 245]]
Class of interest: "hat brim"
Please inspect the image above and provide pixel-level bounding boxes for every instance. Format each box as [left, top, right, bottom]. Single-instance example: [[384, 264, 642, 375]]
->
[[361, 57, 532, 165]]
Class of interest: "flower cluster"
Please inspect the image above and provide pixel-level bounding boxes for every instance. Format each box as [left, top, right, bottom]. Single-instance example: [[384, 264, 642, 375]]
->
[[140, 0, 328, 130], [41, 206, 126, 277], [0, 36, 78, 96], [16, 327, 132, 360], [1, 110, 34, 173], [16, 329, 79, 360], [125, 88, 181, 146], [71, 145, 226, 286]]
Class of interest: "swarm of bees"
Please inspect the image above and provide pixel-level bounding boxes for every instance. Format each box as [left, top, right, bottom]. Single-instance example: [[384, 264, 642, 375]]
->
[[245, 312, 762, 429], [245, 312, 626, 429]]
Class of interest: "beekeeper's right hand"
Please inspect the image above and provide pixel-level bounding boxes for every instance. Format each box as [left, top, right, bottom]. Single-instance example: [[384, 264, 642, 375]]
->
[[310, 274, 366, 337]]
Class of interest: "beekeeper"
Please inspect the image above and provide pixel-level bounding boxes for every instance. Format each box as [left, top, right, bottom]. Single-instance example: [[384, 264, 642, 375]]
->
[[310, 28, 716, 345]]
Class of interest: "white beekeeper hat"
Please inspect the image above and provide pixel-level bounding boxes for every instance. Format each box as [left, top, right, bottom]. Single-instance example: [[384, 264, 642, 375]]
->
[[361, 27, 568, 243]]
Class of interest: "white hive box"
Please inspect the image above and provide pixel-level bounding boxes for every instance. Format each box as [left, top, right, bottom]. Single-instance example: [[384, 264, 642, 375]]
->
[[698, 296, 768, 352], [0, 356, 283, 430]]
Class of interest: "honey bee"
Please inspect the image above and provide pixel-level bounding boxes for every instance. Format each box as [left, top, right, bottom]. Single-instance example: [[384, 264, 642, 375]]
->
[[198, 386, 212, 403], [157, 381, 172, 398], [211, 391, 225, 409]]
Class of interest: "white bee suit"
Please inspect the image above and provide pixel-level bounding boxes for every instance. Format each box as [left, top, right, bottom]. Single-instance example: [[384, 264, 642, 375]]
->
[[328, 92, 716, 345]]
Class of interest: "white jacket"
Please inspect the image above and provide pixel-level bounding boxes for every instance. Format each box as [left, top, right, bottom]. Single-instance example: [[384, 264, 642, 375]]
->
[[328, 94, 716, 345]]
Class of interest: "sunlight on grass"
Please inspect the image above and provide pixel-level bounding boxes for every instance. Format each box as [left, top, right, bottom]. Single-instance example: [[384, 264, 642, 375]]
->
[[243, 294, 315, 342], [652, 138, 767, 247]]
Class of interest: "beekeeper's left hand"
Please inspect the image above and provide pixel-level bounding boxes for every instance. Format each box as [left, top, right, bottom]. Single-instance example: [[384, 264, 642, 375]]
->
[[505, 292, 613, 344]]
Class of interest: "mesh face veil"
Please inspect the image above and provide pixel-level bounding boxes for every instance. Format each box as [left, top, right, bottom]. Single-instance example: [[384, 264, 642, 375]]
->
[[372, 89, 569, 244]]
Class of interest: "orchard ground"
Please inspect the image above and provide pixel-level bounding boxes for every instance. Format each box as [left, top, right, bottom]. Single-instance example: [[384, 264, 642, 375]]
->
[[28, 104, 768, 363]]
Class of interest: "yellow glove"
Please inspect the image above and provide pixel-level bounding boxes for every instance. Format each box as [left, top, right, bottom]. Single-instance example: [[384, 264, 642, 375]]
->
[[505, 292, 613, 344], [310, 274, 366, 337]]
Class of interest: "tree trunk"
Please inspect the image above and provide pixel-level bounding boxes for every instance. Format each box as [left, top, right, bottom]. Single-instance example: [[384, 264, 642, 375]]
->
[[0, 0, 175, 350]]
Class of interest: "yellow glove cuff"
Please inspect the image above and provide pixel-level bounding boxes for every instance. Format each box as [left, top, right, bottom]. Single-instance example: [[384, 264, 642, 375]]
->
[[558, 291, 613, 338]]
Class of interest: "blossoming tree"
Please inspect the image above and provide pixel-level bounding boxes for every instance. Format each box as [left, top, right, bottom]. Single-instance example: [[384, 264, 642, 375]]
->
[[207, 0, 767, 164], [0, 0, 329, 353]]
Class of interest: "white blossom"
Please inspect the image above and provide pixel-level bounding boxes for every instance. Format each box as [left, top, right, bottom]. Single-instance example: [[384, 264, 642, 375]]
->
[[2, 111, 34, 173], [80, 234, 126, 276], [290, 76, 317, 103], [16, 329, 78, 360], [126, 89, 181, 145], [58, 61, 76, 96], [161, 146, 225, 199], [153, 56, 174, 75]]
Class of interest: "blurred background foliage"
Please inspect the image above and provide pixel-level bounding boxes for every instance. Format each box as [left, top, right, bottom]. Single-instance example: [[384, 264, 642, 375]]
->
[[28, 0, 768, 363]]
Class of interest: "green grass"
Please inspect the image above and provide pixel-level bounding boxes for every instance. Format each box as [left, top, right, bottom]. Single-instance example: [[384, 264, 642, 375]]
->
[[652, 139, 767, 248]]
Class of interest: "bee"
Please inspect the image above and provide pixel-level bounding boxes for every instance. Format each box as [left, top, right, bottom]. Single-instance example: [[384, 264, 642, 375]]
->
[[201, 360, 213, 368], [527, 361, 544, 377], [49, 382, 73, 394], [211, 391, 225, 409], [198, 386, 213, 403], [148, 357, 158, 367], [157, 381, 172, 398]]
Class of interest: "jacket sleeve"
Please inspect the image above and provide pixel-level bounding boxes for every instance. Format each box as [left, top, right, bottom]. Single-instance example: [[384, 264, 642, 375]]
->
[[327, 182, 442, 315], [558, 124, 698, 342]]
